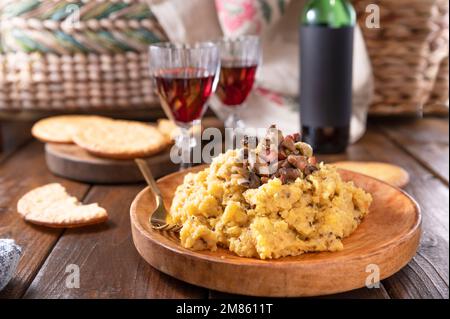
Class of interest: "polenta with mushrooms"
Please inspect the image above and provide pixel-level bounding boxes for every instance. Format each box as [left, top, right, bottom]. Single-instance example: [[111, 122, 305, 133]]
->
[[169, 126, 372, 259]]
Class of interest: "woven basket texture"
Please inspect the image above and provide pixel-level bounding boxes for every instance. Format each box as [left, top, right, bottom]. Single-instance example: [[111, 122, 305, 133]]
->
[[0, 0, 167, 112], [1, 0, 448, 116], [354, 0, 449, 116]]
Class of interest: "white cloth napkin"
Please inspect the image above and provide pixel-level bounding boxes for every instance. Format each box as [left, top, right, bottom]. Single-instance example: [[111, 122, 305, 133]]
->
[[148, 0, 223, 43]]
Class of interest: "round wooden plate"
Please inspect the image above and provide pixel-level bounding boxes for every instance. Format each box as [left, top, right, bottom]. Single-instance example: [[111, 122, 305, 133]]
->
[[45, 143, 177, 184], [130, 166, 421, 297]]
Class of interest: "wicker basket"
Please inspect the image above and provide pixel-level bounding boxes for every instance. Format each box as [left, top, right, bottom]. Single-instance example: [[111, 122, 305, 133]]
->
[[354, 0, 449, 116], [0, 0, 167, 113], [2, 0, 448, 117]]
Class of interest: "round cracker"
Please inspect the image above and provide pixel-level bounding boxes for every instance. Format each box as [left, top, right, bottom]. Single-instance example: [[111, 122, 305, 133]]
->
[[333, 161, 410, 188], [32, 115, 112, 144], [157, 118, 179, 142], [73, 120, 168, 160], [17, 183, 108, 228]]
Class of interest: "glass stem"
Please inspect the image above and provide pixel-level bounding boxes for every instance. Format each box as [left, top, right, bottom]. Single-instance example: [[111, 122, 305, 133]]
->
[[225, 111, 238, 129], [224, 107, 245, 150], [225, 106, 245, 129], [175, 120, 200, 170]]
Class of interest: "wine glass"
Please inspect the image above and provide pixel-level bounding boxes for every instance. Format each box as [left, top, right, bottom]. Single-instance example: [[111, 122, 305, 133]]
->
[[216, 36, 261, 129], [149, 42, 220, 169]]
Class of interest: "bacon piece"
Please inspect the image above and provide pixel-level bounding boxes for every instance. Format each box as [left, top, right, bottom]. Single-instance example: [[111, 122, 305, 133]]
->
[[287, 155, 308, 171]]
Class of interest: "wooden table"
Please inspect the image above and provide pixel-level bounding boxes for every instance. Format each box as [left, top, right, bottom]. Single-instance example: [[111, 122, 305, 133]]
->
[[0, 118, 448, 299]]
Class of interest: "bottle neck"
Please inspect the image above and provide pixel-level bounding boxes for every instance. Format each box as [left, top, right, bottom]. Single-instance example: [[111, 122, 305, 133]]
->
[[302, 0, 356, 28]]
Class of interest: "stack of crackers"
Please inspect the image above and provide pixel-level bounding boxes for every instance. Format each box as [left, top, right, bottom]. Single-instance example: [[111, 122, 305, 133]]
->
[[16, 115, 179, 229], [31, 115, 178, 160]]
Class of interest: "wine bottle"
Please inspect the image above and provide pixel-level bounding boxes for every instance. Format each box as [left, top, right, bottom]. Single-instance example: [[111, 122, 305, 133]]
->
[[300, 0, 356, 153]]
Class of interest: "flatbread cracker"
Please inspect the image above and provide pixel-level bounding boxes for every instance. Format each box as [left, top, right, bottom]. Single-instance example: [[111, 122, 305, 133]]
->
[[32, 115, 111, 144], [73, 120, 167, 160], [333, 161, 410, 188], [17, 183, 108, 228]]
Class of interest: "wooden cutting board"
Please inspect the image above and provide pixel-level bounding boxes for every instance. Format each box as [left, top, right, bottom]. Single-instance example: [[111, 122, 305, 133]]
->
[[130, 166, 421, 297], [44, 117, 223, 184], [45, 143, 177, 184]]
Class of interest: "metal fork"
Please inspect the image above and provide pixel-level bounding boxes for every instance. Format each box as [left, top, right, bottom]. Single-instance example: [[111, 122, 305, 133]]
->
[[134, 159, 182, 232]]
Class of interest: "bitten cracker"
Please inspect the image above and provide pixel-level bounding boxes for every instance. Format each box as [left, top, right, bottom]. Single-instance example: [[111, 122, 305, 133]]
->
[[32, 115, 111, 144], [17, 183, 108, 228], [333, 161, 410, 188], [73, 120, 167, 160]]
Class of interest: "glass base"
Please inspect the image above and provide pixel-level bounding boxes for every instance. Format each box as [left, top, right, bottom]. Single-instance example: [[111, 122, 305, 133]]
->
[[224, 111, 245, 129]]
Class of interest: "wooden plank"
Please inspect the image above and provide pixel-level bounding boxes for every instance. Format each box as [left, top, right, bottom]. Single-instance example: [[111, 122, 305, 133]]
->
[[319, 129, 449, 299], [0, 121, 33, 163], [24, 185, 207, 298], [0, 141, 91, 298], [209, 286, 390, 299], [378, 118, 449, 184], [318, 287, 391, 299], [3, 123, 447, 299], [378, 118, 448, 145]]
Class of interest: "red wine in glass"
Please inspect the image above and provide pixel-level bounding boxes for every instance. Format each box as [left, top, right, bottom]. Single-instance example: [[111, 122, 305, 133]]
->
[[216, 61, 258, 107], [155, 67, 215, 123]]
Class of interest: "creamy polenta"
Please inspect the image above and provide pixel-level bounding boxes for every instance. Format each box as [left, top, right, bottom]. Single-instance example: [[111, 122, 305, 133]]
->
[[168, 127, 372, 259], [169, 152, 371, 259]]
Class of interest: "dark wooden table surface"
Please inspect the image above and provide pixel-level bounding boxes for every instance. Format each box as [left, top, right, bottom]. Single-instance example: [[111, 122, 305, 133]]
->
[[0, 117, 448, 299]]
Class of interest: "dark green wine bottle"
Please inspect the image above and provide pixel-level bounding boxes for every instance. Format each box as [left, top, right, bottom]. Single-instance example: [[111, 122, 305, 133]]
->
[[300, 0, 356, 154]]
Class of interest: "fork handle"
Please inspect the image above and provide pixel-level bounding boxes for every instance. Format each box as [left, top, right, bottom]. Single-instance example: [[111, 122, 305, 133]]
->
[[135, 158, 162, 197]]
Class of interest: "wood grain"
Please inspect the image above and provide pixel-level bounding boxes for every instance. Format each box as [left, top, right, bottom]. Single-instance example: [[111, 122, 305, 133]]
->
[[0, 119, 448, 299], [0, 141, 91, 298], [130, 168, 421, 297], [24, 185, 207, 298], [319, 129, 449, 299], [378, 118, 449, 184]]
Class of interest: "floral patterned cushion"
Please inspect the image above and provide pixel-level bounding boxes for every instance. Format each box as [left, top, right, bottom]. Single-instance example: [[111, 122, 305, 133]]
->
[[215, 0, 291, 36]]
